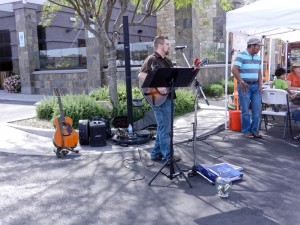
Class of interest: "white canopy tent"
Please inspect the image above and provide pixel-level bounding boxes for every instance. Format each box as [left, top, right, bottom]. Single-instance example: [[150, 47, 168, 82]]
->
[[224, 0, 300, 129]]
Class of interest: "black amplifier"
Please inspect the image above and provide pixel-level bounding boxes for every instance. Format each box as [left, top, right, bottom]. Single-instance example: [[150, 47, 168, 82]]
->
[[78, 119, 90, 145], [89, 120, 106, 147]]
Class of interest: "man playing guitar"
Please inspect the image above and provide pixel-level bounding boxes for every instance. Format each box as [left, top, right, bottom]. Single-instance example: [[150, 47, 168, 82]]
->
[[138, 35, 181, 163]]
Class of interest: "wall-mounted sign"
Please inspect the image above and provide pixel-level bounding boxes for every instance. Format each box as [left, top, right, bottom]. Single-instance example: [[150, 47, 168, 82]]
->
[[19, 32, 25, 47]]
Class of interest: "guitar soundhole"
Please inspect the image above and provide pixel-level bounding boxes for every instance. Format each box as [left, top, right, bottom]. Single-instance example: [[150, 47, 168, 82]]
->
[[62, 122, 73, 135]]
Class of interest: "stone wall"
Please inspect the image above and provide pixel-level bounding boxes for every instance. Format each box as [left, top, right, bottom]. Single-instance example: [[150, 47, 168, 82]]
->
[[31, 65, 230, 95], [157, 0, 228, 65], [156, 2, 176, 62], [156, 2, 175, 43], [32, 69, 89, 95]]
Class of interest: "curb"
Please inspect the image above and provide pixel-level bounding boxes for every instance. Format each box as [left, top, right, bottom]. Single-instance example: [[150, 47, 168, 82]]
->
[[7, 122, 54, 138]]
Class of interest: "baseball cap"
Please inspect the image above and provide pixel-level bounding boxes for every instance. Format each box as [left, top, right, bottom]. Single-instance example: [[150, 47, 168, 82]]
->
[[291, 60, 300, 71], [247, 38, 263, 46]]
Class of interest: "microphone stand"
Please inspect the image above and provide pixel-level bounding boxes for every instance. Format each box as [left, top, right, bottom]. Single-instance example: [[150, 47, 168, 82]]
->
[[176, 49, 210, 177], [177, 48, 191, 67]]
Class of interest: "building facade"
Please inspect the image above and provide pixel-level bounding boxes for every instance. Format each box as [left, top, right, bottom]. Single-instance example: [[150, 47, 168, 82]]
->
[[0, 1, 156, 94], [0, 0, 247, 94]]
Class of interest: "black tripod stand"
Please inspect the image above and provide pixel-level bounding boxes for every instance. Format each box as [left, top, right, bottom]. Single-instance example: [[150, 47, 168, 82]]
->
[[143, 67, 195, 187]]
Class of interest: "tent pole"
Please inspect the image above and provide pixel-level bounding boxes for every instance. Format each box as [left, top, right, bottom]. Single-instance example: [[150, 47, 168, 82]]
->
[[268, 39, 272, 82], [260, 36, 265, 80], [225, 31, 230, 130], [285, 41, 289, 72]]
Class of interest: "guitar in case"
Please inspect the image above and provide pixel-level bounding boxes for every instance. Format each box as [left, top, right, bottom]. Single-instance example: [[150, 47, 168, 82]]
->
[[78, 119, 90, 145]]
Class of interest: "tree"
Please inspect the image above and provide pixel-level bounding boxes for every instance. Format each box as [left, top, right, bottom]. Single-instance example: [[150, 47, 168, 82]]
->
[[41, 0, 232, 106]]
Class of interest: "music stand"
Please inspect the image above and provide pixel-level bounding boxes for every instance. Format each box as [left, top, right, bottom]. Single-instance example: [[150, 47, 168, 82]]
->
[[143, 67, 196, 187]]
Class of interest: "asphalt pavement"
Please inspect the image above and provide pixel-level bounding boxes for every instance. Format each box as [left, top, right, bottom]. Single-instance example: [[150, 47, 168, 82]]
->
[[1, 89, 300, 225]]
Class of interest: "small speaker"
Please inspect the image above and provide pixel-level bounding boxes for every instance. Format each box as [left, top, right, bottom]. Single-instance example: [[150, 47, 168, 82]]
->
[[89, 120, 106, 147], [79, 119, 90, 145]]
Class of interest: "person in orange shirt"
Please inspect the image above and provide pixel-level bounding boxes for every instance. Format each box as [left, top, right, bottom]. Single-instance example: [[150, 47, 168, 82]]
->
[[286, 60, 300, 91]]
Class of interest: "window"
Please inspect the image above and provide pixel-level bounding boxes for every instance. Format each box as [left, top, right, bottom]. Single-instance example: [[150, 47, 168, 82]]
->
[[0, 30, 12, 71]]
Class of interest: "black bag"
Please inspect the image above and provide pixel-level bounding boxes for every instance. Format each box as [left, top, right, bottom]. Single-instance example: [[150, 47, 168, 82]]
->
[[78, 119, 90, 145], [112, 116, 128, 128], [92, 117, 112, 139], [111, 128, 152, 146]]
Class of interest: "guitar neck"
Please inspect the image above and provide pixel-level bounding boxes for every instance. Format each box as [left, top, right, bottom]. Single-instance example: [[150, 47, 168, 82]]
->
[[57, 96, 66, 123]]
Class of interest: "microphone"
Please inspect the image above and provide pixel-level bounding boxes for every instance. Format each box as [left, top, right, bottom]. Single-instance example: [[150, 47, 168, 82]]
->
[[174, 46, 187, 50]]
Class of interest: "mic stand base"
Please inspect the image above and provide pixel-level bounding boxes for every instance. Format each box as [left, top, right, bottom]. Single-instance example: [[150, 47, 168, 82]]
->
[[148, 158, 192, 187]]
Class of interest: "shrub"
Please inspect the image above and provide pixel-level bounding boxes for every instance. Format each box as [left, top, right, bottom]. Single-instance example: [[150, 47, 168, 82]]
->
[[202, 83, 212, 96], [174, 89, 195, 116], [89, 86, 110, 101], [36, 85, 195, 128], [216, 79, 234, 95], [202, 79, 234, 97], [89, 84, 153, 121], [210, 84, 224, 97], [227, 79, 234, 94], [4, 75, 21, 93], [36, 97, 56, 120], [216, 79, 226, 87], [51, 94, 110, 129]]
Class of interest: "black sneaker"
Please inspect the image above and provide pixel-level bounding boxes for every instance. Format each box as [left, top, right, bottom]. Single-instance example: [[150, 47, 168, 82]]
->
[[151, 154, 163, 161], [252, 133, 263, 138]]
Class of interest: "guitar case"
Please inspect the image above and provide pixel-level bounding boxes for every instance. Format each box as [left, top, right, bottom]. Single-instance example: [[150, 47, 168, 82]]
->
[[78, 119, 90, 145]]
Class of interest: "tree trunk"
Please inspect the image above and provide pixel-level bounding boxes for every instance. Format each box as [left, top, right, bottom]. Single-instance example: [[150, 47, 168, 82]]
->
[[107, 46, 118, 106]]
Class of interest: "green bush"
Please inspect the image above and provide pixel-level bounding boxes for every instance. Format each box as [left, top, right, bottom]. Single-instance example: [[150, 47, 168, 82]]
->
[[174, 89, 195, 116], [36, 97, 56, 120], [216, 79, 234, 95], [37, 94, 112, 129], [36, 84, 196, 128], [216, 79, 226, 87], [89, 86, 110, 101], [202, 79, 234, 97], [51, 94, 110, 129], [89, 84, 152, 121], [210, 84, 224, 97], [227, 79, 234, 94], [202, 83, 212, 96]]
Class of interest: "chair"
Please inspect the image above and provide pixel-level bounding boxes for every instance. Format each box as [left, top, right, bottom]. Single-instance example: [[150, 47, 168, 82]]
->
[[260, 89, 292, 138]]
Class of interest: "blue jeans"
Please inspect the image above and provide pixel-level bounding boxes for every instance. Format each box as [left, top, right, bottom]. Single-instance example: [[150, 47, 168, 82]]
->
[[151, 99, 172, 161], [238, 83, 262, 134], [292, 110, 300, 124]]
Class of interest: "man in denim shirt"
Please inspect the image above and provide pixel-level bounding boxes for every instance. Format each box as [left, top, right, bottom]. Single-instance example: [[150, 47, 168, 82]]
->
[[231, 38, 263, 138]]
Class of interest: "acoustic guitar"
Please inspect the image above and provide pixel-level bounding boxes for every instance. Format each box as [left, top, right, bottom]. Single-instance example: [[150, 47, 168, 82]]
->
[[52, 88, 79, 150], [142, 58, 209, 106]]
